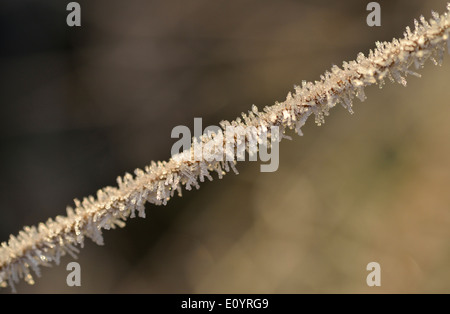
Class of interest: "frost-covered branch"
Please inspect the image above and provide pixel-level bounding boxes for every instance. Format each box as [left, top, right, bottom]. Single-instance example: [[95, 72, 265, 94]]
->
[[1, 4, 449, 292]]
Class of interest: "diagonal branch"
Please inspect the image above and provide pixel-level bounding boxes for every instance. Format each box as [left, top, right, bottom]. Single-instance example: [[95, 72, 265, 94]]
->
[[1, 4, 449, 292]]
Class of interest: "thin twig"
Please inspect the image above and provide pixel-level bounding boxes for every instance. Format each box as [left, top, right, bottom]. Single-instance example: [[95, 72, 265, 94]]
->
[[1, 4, 449, 292]]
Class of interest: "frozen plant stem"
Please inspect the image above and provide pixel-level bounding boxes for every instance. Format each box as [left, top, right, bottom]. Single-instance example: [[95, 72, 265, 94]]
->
[[1, 5, 450, 292]]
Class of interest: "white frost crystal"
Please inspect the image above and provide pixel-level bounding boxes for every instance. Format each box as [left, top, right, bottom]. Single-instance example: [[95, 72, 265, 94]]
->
[[1, 5, 449, 291]]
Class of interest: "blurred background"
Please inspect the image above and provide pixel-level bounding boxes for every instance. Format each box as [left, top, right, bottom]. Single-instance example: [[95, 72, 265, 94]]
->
[[1, 0, 449, 293]]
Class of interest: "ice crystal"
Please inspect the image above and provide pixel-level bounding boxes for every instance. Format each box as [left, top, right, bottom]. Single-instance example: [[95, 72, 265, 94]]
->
[[1, 5, 449, 291]]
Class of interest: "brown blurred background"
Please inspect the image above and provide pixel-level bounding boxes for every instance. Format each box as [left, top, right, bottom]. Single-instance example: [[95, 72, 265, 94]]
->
[[1, 0, 449, 293]]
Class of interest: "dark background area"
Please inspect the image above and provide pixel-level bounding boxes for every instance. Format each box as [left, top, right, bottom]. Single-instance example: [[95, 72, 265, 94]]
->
[[1, 0, 450, 293]]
